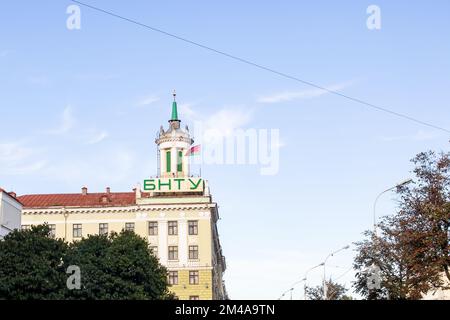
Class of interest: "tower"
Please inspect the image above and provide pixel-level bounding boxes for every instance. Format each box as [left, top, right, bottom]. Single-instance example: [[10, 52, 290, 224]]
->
[[155, 91, 194, 178]]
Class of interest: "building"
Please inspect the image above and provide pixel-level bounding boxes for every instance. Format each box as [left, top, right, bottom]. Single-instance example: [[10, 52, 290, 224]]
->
[[0, 188, 22, 239], [18, 93, 227, 300]]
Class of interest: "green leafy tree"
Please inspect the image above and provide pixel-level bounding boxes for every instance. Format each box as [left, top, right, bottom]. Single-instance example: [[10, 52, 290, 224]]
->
[[0, 225, 68, 299], [64, 230, 172, 300], [354, 151, 450, 299]]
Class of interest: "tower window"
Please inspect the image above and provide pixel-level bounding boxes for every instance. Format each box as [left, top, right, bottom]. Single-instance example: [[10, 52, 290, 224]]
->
[[166, 151, 171, 173], [177, 151, 183, 172]]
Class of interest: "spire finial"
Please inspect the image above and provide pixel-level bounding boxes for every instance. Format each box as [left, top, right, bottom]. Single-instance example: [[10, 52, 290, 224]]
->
[[170, 90, 179, 121]]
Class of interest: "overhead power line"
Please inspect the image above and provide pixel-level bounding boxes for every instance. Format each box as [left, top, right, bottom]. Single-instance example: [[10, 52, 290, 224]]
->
[[71, 0, 450, 134]]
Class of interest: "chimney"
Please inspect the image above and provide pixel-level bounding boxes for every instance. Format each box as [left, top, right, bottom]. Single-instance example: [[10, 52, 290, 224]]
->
[[8, 191, 17, 198], [106, 187, 110, 194], [81, 186, 88, 195]]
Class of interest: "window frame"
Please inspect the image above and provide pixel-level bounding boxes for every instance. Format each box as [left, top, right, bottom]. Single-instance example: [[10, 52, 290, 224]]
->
[[73, 224, 82, 238], [148, 221, 158, 235], [168, 221, 178, 235], [99, 223, 108, 235], [166, 150, 171, 173], [189, 245, 199, 260], [189, 270, 199, 285], [168, 246, 179, 261], [168, 271, 179, 285], [124, 222, 135, 232], [188, 220, 198, 235]]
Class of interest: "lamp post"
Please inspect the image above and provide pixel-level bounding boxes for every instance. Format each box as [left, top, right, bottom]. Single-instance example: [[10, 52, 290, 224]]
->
[[278, 262, 324, 300], [373, 179, 413, 234], [323, 245, 350, 300], [303, 262, 324, 300]]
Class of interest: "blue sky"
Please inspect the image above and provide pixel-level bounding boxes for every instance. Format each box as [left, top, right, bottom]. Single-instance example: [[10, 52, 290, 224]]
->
[[1, 0, 449, 299]]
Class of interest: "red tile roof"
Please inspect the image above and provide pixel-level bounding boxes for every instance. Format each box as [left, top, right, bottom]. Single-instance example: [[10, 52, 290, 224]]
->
[[17, 192, 136, 209]]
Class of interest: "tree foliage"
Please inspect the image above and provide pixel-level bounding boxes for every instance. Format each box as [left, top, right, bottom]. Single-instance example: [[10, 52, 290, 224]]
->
[[305, 279, 351, 300], [354, 151, 450, 299], [0, 225, 68, 299], [0, 227, 173, 300]]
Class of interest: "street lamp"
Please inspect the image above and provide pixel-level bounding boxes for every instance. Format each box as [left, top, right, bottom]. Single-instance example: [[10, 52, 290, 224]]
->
[[303, 262, 324, 300], [373, 179, 413, 234], [323, 245, 350, 300], [278, 262, 324, 300]]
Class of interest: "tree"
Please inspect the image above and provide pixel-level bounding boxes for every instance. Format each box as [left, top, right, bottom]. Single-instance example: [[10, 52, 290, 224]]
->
[[0, 226, 173, 299], [305, 280, 351, 300], [0, 225, 68, 299], [64, 230, 172, 300], [354, 151, 450, 299]]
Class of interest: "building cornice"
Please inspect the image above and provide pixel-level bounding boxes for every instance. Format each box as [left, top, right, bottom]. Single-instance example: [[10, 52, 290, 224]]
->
[[22, 203, 217, 215]]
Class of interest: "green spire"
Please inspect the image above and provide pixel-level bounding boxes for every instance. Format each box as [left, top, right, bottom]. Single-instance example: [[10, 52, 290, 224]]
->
[[171, 90, 178, 121]]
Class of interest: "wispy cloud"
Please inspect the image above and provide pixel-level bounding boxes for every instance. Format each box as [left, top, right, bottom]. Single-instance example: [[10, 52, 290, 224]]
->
[[86, 131, 109, 144], [257, 81, 354, 104], [137, 95, 159, 106], [0, 142, 47, 175], [46, 105, 75, 135]]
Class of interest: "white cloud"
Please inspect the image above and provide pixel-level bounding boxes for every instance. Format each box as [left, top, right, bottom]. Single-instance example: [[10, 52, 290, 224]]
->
[[257, 81, 354, 104], [137, 95, 159, 106], [86, 131, 109, 144], [178, 103, 197, 120], [46, 105, 75, 135], [44, 148, 136, 186]]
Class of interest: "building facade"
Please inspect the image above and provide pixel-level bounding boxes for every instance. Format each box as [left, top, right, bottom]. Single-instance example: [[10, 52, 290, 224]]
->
[[0, 188, 22, 240], [18, 94, 227, 300]]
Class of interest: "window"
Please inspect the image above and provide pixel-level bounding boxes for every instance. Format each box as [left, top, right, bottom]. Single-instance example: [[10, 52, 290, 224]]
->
[[168, 271, 178, 285], [189, 271, 199, 285], [189, 245, 199, 260], [21, 225, 31, 230], [73, 224, 82, 238], [189, 296, 200, 300], [99, 223, 108, 235], [168, 221, 178, 235], [177, 151, 183, 172], [168, 246, 178, 260], [188, 221, 198, 235], [48, 224, 56, 238], [166, 151, 171, 172], [125, 222, 135, 232], [149, 246, 158, 257], [148, 221, 158, 235]]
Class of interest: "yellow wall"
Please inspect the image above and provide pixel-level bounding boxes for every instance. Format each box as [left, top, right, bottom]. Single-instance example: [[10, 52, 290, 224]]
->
[[22, 207, 216, 300], [169, 269, 213, 300]]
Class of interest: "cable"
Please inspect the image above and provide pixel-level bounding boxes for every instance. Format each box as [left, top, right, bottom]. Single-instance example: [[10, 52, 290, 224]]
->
[[70, 0, 450, 134]]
